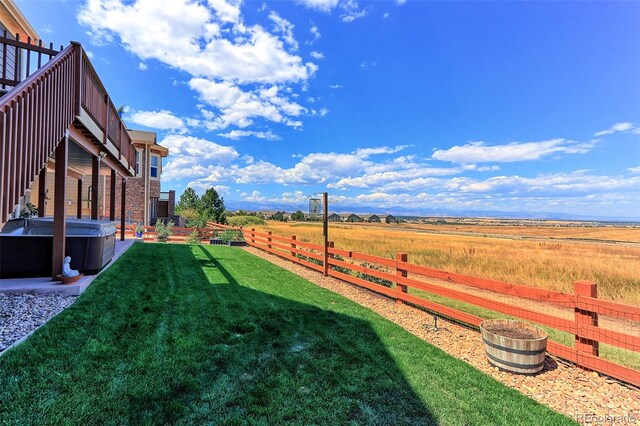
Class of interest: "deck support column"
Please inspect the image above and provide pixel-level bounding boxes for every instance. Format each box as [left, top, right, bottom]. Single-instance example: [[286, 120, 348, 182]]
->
[[109, 169, 116, 221], [120, 178, 126, 241], [76, 178, 83, 219], [52, 131, 68, 279], [37, 166, 47, 217], [91, 156, 99, 220]]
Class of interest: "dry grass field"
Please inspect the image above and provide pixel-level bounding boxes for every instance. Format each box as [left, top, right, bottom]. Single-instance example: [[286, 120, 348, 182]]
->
[[255, 221, 640, 305]]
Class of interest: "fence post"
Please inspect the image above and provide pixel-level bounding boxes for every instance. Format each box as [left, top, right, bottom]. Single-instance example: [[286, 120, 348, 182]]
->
[[324, 241, 334, 277], [251, 228, 255, 244], [291, 235, 297, 258], [574, 280, 599, 363], [396, 252, 408, 305], [267, 231, 272, 250]]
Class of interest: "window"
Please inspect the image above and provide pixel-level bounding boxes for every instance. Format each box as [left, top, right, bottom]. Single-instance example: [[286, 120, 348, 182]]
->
[[150, 155, 158, 178], [135, 150, 141, 176]]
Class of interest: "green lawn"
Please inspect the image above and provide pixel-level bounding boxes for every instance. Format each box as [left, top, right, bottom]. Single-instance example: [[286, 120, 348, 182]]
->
[[0, 244, 575, 425]]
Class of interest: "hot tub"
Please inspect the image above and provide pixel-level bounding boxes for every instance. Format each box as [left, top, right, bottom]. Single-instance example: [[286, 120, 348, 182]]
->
[[0, 218, 117, 277]]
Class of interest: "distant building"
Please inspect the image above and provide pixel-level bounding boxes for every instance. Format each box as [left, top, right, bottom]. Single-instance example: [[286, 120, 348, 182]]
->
[[360, 214, 381, 223], [259, 210, 285, 219], [379, 214, 397, 223], [339, 213, 363, 222], [327, 213, 341, 221]]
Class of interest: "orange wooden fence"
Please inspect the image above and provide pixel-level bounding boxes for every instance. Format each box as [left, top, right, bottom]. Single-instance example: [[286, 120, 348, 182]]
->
[[243, 228, 640, 387]]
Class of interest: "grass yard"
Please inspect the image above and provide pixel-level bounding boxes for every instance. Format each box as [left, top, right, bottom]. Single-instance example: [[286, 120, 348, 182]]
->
[[0, 244, 574, 425]]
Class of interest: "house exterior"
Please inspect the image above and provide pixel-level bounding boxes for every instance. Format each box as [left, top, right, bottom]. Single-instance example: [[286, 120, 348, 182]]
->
[[327, 213, 341, 222], [379, 214, 397, 223], [104, 130, 173, 225], [0, 0, 40, 95], [360, 214, 381, 223], [339, 213, 363, 222]]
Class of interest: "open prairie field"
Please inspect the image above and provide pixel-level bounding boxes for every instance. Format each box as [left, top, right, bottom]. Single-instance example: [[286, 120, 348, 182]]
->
[[255, 221, 640, 305]]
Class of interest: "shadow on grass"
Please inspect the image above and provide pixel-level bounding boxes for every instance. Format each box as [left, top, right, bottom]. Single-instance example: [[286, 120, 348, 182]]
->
[[0, 244, 437, 424]]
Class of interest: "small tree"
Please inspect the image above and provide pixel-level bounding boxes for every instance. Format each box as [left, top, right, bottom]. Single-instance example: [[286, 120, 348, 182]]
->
[[176, 187, 200, 214], [200, 187, 227, 224], [272, 211, 284, 221], [290, 210, 305, 221]]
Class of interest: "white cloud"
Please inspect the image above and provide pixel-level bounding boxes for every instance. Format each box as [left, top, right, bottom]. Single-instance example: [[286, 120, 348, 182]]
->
[[297, 0, 339, 12], [340, 0, 367, 22], [244, 190, 267, 202], [161, 134, 239, 180], [432, 139, 594, 164], [189, 79, 306, 129], [78, 0, 317, 133], [594, 122, 634, 137], [395, 0, 407, 4], [138, 62, 147, 70], [128, 110, 185, 131], [382, 12, 389, 19], [269, 11, 298, 51], [628, 166, 640, 174], [329, 84, 343, 89], [310, 51, 324, 59], [218, 130, 280, 140], [308, 23, 321, 44]]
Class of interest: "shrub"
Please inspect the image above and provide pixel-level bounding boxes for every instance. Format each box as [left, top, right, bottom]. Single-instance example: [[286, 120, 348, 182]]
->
[[155, 220, 174, 239], [186, 230, 202, 244], [219, 229, 244, 243], [356, 262, 394, 288], [330, 254, 352, 275], [227, 215, 266, 227]]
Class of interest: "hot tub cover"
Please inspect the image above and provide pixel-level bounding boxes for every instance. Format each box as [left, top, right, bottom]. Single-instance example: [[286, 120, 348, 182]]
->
[[1, 218, 117, 237]]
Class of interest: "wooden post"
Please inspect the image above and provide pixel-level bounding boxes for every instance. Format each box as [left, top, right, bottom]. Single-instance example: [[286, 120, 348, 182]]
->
[[109, 169, 116, 221], [267, 231, 272, 249], [76, 178, 82, 219], [120, 178, 126, 241], [574, 280, 599, 359], [52, 132, 68, 279], [291, 235, 297, 258], [396, 252, 408, 305], [37, 166, 47, 216], [325, 241, 334, 276], [251, 228, 255, 244], [91, 156, 99, 220], [322, 192, 328, 277]]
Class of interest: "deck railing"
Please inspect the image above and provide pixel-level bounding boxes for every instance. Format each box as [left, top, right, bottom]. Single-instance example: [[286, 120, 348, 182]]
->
[[0, 40, 136, 221], [0, 31, 61, 91], [243, 228, 640, 388]]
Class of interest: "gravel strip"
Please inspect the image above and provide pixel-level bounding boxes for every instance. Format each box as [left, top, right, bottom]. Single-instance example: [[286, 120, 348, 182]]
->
[[0, 293, 77, 353], [245, 246, 640, 424]]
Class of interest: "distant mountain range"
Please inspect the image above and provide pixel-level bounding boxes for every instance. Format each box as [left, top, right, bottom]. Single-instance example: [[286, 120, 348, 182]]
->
[[224, 200, 639, 223]]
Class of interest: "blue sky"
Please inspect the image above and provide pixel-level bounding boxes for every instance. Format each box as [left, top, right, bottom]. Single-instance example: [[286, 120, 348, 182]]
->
[[17, 0, 640, 219]]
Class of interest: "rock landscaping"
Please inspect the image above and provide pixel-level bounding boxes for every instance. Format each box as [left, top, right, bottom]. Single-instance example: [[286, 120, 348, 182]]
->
[[0, 293, 76, 353], [245, 246, 640, 424]]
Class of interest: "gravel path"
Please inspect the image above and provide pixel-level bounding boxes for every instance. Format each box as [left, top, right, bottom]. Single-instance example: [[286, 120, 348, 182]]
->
[[0, 293, 77, 353], [245, 246, 640, 424]]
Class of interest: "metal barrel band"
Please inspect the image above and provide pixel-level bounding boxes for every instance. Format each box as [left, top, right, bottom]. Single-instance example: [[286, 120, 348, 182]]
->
[[485, 351, 545, 370], [482, 337, 547, 356]]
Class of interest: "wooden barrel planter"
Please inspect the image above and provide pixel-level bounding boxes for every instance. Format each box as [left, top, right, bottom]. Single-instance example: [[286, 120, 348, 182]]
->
[[479, 319, 548, 375]]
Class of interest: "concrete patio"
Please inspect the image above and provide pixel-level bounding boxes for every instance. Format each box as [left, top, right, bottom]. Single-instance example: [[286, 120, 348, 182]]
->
[[0, 238, 139, 296]]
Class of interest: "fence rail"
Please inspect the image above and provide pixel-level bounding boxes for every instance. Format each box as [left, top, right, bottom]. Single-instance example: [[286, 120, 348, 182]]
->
[[243, 227, 640, 387]]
